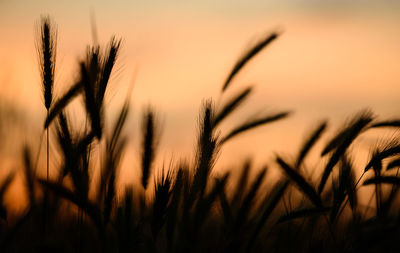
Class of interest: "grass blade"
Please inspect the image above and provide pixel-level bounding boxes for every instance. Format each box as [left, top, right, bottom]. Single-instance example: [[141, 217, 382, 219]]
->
[[387, 159, 400, 170], [370, 120, 400, 128], [222, 32, 279, 92], [221, 111, 290, 144], [363, 176, 400, 186], [44, 82, 83, 128], [321, 110, 373, 156], [296, 121, 327, 169], [364, 142, 400, 173], [141, 108, 158, 190], [213, 86, 253, 127], [277, 156, 322, 207], [318, 110, 374, 193]]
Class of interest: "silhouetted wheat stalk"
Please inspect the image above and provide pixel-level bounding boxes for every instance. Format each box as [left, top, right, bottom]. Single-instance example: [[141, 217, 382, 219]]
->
[[3, 15, 400, 253], [37, 16, 57, 235], [222, 32, 280, 92], [141, 107, 158, 190], [37, 16, 56, 180]]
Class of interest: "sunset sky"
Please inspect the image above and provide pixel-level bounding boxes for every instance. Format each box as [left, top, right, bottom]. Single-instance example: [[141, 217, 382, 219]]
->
[[1, 1, 400, 209]]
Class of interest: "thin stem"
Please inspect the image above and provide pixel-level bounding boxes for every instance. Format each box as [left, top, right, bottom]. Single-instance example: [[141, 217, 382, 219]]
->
[[47, 111, 50, 182], [43, 110, 50, 236]]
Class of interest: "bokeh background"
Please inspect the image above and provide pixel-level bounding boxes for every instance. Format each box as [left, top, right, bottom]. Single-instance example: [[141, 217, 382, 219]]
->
[[1, 0, 400, 210]]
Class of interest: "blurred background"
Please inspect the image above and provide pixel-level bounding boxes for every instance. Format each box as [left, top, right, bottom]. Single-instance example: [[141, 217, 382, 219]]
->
[[0, 0, 400, 210]]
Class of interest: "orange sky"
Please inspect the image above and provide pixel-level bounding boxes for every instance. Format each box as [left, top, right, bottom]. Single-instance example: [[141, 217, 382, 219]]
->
[[1, 1, 400, 210]]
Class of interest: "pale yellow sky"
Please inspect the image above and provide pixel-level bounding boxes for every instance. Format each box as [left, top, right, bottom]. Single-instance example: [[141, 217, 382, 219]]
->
[[1, 0, 400, 210]]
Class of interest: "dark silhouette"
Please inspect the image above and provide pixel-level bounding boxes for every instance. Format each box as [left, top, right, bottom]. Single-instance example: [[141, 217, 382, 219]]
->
[[0, 16, 400, 253]]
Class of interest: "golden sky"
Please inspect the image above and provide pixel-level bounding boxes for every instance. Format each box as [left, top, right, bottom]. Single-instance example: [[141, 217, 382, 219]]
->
[[1, 0, 400, 209]]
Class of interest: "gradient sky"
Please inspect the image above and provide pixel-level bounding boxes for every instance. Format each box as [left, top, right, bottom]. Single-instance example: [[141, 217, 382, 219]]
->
[[1, 0, 400, 209]]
